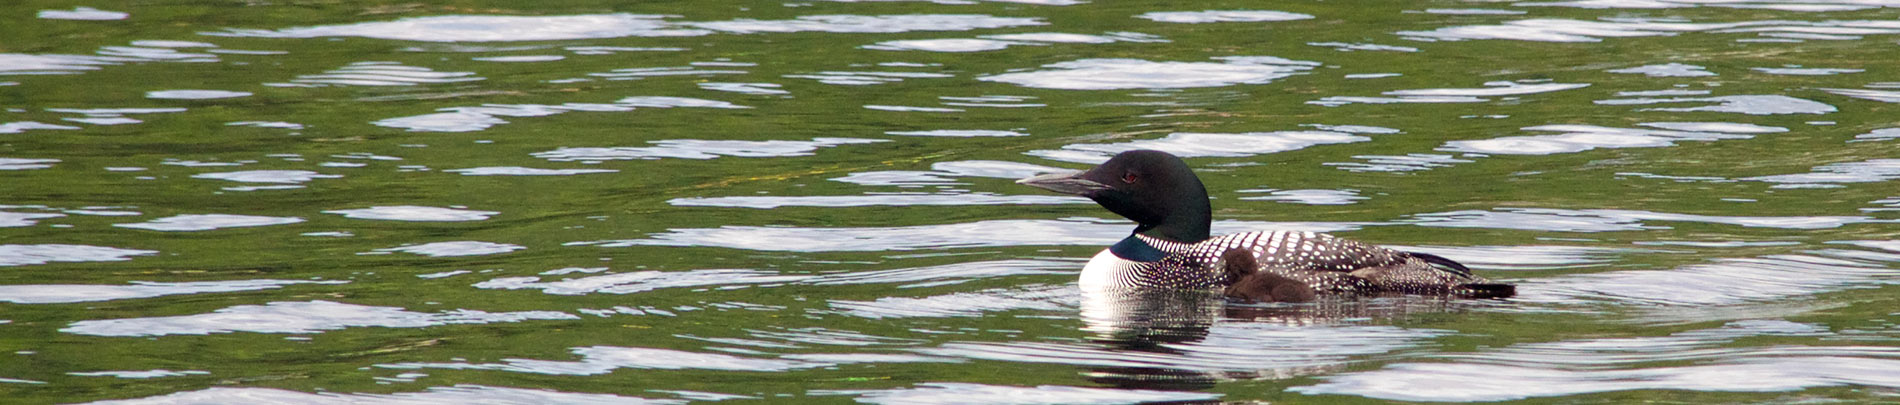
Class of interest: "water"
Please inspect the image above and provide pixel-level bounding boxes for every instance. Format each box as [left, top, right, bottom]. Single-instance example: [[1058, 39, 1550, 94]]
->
[[3, 0, 1898, 403]]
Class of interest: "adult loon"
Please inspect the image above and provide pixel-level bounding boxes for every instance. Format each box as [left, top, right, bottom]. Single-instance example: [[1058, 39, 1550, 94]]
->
[[1017, 149, 1514, 302]]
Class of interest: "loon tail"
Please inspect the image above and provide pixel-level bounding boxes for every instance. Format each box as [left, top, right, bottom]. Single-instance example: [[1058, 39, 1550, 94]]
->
[[1455, 283, 1516, 299], [1407, 252, 1471, 277]]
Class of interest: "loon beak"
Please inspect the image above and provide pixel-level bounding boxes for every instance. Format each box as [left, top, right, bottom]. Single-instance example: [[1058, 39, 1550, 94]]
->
[[1016, 171, 1109, 196]]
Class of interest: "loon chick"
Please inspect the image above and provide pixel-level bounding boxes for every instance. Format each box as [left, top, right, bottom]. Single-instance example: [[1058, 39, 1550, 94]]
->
[[1017, 149, 1514, 302]]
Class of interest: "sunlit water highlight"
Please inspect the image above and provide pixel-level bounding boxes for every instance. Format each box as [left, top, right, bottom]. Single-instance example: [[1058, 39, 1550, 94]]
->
[[5, 0, 1899, 403]]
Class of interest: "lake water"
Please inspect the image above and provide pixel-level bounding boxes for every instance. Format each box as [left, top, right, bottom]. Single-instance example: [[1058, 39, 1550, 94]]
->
[[4, 0, 1899, 403]]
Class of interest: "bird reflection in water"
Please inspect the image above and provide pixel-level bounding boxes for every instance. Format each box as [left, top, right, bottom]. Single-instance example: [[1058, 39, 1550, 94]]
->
[[1078, 288, 1481, 392]]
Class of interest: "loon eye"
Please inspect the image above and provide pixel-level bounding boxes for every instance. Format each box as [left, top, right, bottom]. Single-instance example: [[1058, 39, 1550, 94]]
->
[[1122, 172, 1139, 184]]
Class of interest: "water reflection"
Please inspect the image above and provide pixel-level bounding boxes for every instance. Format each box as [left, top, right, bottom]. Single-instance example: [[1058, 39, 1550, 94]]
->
[[1407, 208, 1886, 232], [1293, 320, 1900, 401], [86, 385, 684, 405], [980, 57, 1318, 90], [270, 61, 481, 87], [574, 218, 1364, 252], [910, 289, 1460, 391], [1135, 10, 1313, 24], [62, 300, 576, 337], [0, 244, 156, 267], [0, 280, 344, 304], [38, 7, 127, 20], [1028, 130, 1368, 163], [113, 214, 305, 232]]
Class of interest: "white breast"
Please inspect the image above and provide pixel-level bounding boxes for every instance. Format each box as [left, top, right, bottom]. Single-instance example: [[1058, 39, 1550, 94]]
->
[[1078, 248, 1139, 291]]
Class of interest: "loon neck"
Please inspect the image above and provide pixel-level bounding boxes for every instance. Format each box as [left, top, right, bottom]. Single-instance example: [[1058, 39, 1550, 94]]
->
[[1132, 203, 1210, 243]]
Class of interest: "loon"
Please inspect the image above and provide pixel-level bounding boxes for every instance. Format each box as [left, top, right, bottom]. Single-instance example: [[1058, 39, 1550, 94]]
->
[[1017, 149, 1514, 302]]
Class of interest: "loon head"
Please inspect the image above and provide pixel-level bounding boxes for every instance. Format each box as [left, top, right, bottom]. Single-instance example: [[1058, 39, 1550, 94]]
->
[[1017, 149, 1212, 243]]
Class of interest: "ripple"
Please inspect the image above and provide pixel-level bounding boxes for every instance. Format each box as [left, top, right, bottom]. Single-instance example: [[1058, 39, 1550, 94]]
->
[[375, 96, 748, 132], [1741, 159, 1900, 186], [1333, 353, 1900, 398], [1327, 153, 1473, 172], [1596, 95, 1835, 115], [1400, 17, 1900, 43], [864, 38, 1025, 52], [68, 370, 209, 379], [940, 94, 1044, 107], [534, 138, 885, 162], [819, 383, 1221, 404], [367, 241, 525, 257], [1027, 130, 1369, 164], [4, 209, 76, 227], [786, 70, 954, 85], [1515, 0, 1886, 12], [471, 55, 565, 62], [1852, 128, 1900, 142], [1308, 42, 1419, 52], [0, 244, 156, 267], [830, 160, 1072, 187], [1423, 8, 1529, 14], [1518, 252, 1900, 306], [979, 57, 1317, 90], [1135, 10, 1314, 23], [114, 214, 304, 232], [828, 285, 1076, 319], [1406, 208, 1883, 232], [191, 170, 341, 188], [324, 206, 498, 221], [381, 346, 851, 375], [588, 65, 746, 78], [684, 14, 1045, 34], [1754, 66, 1863, 75], [0, 158, 59, 170], [273, 61, 481, 87], [1312, 81, 1589, 106], [38, 7, 127, 20], [0, 280, 344, 304], [698, 82, 788, 95], [669, 192, 1088, 208], [226, 121, 304, 129], [1396, 245, 1628, 270], [476, 259, 1074, 295], [1440, 123, 1782, 155], [210, 14, 708, 42], [1237, 188, 1367, 205], [1823, 87, 1900, 103], [444, 166, 619, 176], [145, 89, 251, 99], [85, 385, 681, 405], [1608, 62, 1716, 77], [865, 105, 963, 112], [886, 129, 1026, 137], [0, 121, 81, 133], [572, 218, 1364, 252], [62, 300, 575, 337]]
